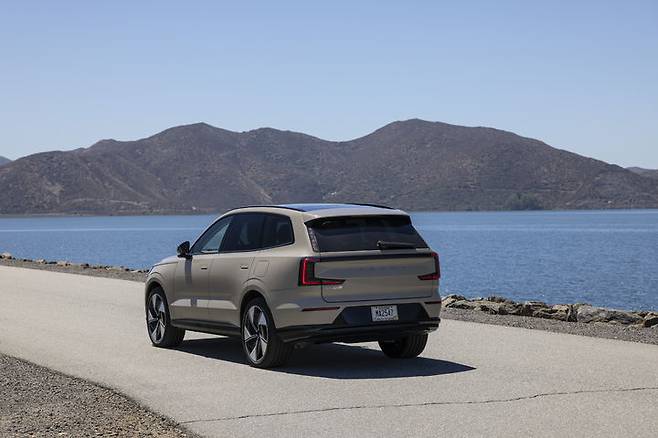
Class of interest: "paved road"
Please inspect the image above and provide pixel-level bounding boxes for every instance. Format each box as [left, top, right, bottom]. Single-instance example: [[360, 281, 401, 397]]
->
[[1, 266, 657, 437]]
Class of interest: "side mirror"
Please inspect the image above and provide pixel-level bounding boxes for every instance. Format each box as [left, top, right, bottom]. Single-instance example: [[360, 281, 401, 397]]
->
[[177, 241, 191, 258]]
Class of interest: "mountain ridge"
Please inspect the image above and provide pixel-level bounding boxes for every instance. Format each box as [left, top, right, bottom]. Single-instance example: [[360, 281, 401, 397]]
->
[[627, 167, 658, 180], [1, 119, 657, 215]]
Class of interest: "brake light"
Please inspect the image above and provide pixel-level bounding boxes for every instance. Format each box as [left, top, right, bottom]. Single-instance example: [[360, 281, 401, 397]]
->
[[299, 257, 345, 286], [418, 252, 440, 280]]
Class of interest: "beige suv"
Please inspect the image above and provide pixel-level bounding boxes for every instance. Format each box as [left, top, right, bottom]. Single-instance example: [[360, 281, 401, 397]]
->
[[145, 203, 441, 368]]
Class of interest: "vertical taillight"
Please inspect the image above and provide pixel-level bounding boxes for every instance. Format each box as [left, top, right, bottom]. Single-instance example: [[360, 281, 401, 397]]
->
[[299, 257, 344, 286], [418, 252, 440, 280]]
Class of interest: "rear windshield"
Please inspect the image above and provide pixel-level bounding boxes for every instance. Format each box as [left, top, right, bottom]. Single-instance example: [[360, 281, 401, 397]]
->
[[307, 215, 428, 252]]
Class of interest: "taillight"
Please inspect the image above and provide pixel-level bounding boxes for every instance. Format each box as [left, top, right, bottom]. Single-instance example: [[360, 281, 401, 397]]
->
[[299, 257, 345, 286], [418, 252, 440, 280]]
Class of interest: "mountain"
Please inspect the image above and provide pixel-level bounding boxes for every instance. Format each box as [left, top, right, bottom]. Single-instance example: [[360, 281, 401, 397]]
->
[[0, 156, 11, 166], [627, 167, 658, 179], [1, 119, 658, 215]]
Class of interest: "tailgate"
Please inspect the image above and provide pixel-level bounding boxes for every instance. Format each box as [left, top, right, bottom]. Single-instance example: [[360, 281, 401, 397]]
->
[[316, 253, 437, 303]]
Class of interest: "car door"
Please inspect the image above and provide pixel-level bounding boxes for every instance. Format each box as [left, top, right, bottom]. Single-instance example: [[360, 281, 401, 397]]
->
[[172, 216, 232, 322], [207, 213, 265, 327]]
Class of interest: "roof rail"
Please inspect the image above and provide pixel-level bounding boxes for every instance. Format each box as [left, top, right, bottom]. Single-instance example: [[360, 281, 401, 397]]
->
[[346, 202, 395, 210], [223, 205, 306, 214]]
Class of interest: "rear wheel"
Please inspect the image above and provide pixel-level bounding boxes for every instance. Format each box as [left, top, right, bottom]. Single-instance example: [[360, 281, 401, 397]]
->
[[378, 334, 428, 358], [241, 298, 293, 368], [146, 287, 185, 348]]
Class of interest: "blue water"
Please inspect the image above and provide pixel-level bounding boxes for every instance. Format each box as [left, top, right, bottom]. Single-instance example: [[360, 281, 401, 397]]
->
[[0, 210, 656, 311]]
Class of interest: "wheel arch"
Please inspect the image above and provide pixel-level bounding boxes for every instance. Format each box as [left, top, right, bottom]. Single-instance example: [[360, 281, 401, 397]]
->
[[240, 289, 266, 319], [145, 279, 166, 305]]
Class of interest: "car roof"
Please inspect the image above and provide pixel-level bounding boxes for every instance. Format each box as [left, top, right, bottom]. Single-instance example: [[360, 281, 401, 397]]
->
[[222, 203, 408, 220]]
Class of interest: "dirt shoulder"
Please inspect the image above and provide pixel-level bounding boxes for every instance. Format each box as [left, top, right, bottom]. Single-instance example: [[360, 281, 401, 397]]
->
[[442, 308, 658, 345], [0, 354, 197, 438]]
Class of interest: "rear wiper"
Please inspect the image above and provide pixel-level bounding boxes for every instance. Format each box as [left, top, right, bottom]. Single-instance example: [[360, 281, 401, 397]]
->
[[377, 240, 416, 250]]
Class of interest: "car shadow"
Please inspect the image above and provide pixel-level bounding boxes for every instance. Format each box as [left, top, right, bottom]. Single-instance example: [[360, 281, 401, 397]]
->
[[175, 337, 475, 379]]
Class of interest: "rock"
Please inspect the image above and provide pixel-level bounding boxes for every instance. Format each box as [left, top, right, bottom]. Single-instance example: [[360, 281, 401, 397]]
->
[[499, 302, 524, 315], [576, 306, 643, 325], [643, 313, 658, 328], [551, 304, 576, 322], [0, 252, 13, 259], [447, 299, 479, 311], [520, 300, 549, 316], [485, 295, 513, 303], [532, 307, 559, 319], [476, 302, 508, 315], [441, 294, 466, 307]]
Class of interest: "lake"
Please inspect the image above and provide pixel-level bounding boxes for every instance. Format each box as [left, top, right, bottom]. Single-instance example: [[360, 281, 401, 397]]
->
[[0, 210, 656, 311]]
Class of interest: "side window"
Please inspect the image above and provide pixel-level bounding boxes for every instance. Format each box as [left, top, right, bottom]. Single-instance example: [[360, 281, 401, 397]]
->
[[191, 216, 232, 254], [220, 214, 265, 252], [262, 214, 294, 248]]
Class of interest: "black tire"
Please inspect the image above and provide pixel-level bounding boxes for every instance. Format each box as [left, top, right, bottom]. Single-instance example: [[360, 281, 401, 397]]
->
[[241, 297, 293, 368], [146, 287, 185, 348], [378, 333, 428, 358]]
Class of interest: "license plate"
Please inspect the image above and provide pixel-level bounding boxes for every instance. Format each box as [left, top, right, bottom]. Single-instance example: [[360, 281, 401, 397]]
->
[[371, 305, 398, 322]]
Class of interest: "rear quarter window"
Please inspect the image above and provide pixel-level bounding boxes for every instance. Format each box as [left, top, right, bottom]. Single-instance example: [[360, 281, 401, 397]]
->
[[261, 214, 294, 248], [307, 215, 427, 252]]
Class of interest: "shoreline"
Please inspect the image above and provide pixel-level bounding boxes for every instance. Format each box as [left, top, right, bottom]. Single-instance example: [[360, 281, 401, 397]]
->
[[2, 208, 658, 219], [1, 253, 657, 346]]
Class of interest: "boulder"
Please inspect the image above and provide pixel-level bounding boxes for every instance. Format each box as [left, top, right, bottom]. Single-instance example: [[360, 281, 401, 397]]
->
[[520, 300, 549, 317], [551, 304, 576, 322], [476, 302, 508, 315], [485, 295, 514, 304], [441, 294, 466, 308], [643, 313, 658, 328], [447, 300, 480, 311], [576, 306, 643, 325]]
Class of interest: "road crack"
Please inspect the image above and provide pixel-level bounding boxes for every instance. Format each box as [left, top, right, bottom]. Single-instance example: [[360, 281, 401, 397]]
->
[[181, 385, 658, 424]]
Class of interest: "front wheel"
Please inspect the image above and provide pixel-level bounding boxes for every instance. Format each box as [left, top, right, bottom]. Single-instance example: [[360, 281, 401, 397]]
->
[[146, 287, 185, 348], [241, 298, 293, 368], [379, 334, 428, 358]]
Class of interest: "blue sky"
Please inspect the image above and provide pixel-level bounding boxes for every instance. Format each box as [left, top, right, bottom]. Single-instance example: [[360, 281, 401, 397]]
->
[[1, 0, 657, 167]]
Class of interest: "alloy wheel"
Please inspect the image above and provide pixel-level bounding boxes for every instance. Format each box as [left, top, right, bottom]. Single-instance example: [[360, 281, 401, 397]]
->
[[147, 293, 167, 343], [243, 305, 269, 363]]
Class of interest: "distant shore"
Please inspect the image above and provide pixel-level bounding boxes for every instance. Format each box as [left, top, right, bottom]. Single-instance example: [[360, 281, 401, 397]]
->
[[2, 207, 658, 219], [2, 252, 657, 346]]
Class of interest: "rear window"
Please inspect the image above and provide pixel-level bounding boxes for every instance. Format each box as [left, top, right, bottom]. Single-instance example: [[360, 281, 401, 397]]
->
[[307, 215, 428, 252]]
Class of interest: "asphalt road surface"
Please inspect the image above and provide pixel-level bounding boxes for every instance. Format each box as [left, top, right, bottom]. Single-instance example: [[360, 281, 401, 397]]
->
[[1, 266, 657, 437]]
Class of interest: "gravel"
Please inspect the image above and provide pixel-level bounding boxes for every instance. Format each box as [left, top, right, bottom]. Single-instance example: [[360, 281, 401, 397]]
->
[[0, 354, 197, 438], [441, 307, 658, 345], [0, 257, 147, 282]]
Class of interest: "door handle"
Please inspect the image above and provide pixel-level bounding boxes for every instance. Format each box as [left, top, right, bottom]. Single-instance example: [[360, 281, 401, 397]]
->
[[200, 266, 208, 270], [240, 265, 249, 270]]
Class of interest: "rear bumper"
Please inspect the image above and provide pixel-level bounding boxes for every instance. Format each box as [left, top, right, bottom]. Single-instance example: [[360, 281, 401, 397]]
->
[[277, 303, 440, 344]]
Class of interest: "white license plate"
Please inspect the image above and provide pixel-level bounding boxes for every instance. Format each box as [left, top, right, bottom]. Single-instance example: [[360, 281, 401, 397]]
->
[[371, 305, 399, 322]]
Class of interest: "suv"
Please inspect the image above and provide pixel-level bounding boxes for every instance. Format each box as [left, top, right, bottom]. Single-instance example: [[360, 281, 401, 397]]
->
[[145, 203, 441, 368]]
